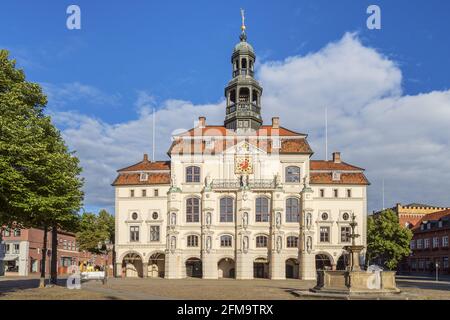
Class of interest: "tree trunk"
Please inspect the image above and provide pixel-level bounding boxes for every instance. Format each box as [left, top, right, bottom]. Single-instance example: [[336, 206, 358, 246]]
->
[[39, 225, 48, 288], [50, 224, 58, 285], [0, 228, 4, 276]]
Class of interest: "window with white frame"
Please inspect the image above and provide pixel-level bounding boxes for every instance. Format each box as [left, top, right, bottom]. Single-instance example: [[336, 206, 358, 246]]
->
[[433, 237, 440, 248], [186, 166, 201, 183], [424, 238, 430, 249], [410, 240, 416, 250], [417, 238, 423, 249], [186, 198, 200, 223], [320, 227, 330, 243], [130, 226, 139, 242], [443, 236, 449, 247], [150, 226, 160, 242], [220, 197, 234, 223], [13, 244, 20, 254], [286, 236, 298, 248], [140, 172, 148, 181], [187, 235, 199, 247], [255, 197, 269, 222], [256, 235, 268, 248], [286, 198, 300, 223], [285, 166, 301, 183], [443, 257, 449, 269], [220, 235, 232, 247]]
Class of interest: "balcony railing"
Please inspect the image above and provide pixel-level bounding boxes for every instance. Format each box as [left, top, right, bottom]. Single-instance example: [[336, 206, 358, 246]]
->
[[233, 68, 254, 77], [248, 179, 276, 190], [211, 179, 240, 190], [211, 179, 276, 190]]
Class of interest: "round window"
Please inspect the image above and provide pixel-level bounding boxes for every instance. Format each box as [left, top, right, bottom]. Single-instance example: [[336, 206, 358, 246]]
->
[[321, 212, 329, 221], [342, 212, 350, 221], [152, 212, 158, 220], [131, 212, 138, 220]]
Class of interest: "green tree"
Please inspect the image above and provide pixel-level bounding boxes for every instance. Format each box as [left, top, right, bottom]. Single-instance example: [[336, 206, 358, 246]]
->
[[366, 209, 413, 270], [76, 209, 114, 254], [0, 50, 84, 284], [0, 49, 50, 277]]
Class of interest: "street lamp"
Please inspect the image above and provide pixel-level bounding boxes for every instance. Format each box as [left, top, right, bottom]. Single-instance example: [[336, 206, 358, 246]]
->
[[97, 239, 114, 279]]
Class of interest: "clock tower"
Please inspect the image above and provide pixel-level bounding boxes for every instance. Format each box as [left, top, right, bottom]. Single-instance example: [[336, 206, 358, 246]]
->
[[224, 10, 263, 132]]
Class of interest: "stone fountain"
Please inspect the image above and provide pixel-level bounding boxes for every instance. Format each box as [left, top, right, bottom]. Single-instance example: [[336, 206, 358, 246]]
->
[[310, 214, 400, 297]]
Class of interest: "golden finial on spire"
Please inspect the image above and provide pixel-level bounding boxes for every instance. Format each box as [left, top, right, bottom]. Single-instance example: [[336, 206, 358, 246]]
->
[[240, 8, 246, 31]]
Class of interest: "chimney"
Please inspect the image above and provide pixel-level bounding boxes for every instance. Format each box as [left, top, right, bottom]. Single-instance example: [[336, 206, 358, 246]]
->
[[272, 117, 280, 129], [143, 154, 149, 162], [332, 152, 341, 163], [198, 116, 206, 128]]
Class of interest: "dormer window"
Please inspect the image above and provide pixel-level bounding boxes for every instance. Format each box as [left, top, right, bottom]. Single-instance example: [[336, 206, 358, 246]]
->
[[140, 173, 148, 182], [332, 171, 341, 181]]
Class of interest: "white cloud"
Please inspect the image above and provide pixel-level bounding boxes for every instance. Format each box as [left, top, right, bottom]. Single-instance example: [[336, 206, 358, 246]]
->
[[43, 82, 122, 108], [49, 32, 450, 213]]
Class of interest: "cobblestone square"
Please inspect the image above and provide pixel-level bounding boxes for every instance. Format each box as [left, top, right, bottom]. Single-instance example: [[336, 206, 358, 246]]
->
[[1, 275, 449, 300]]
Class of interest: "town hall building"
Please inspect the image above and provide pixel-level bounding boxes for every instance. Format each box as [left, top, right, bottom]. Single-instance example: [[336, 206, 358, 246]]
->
[[112, 18, 369, 280]]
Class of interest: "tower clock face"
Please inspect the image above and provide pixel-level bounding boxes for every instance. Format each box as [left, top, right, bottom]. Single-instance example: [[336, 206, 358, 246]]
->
[[235, 156, 253, 174]]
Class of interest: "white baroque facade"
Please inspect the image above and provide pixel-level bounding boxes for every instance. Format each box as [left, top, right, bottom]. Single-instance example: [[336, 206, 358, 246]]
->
[[113, 23, 369, 280]]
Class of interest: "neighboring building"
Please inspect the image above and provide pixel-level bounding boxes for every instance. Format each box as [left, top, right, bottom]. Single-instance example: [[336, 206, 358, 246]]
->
[[374, 203, 450, 229], [407, 210, 450, 275], [113, 19, 369, 280], [0, 227, 107, 276]]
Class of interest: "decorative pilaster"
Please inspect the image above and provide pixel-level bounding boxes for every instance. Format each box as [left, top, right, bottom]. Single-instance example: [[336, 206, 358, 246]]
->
[[235, 189, 253, 279], [299, 179, 316, 280], [270, 189, 285, 279]]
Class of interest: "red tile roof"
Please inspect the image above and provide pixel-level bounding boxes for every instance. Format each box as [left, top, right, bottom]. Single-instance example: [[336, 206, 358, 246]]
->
[[118, 160, 170, 172], [178, 125, 306, 137], [112, 173, 171, 186], [310, 160, 364, 171], [411, 209, 450, 230], [310, 172, 370, 185]]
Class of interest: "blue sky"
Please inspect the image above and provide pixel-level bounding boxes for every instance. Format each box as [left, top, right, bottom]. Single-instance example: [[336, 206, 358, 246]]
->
[[1, 1, 450, 213]]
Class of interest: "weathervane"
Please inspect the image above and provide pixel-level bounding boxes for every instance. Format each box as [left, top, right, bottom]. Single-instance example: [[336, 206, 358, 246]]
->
[[240, 8, 246, 31], [240, 8, 247, 42]]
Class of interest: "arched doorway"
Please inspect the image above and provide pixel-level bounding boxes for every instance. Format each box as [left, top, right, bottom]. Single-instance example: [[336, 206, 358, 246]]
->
[[186, 258, 202, 278], [336, 254, 349, 271], [218, 258, 235, 279], [315, 254, 332, 271], [122, 252, 143, 278], [285, 258, 299, 279], [253, 257, 269, 279], [148, 252, 165, 278]]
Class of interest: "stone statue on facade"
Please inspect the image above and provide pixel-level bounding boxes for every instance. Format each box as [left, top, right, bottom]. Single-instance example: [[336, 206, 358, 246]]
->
[[242, 212, 248, 228]]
